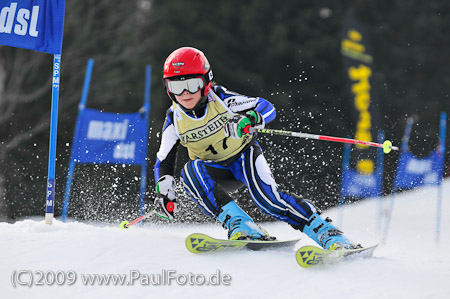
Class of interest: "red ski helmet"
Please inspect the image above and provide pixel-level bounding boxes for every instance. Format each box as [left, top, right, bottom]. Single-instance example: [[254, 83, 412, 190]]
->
[[163, 47, 214, 103]]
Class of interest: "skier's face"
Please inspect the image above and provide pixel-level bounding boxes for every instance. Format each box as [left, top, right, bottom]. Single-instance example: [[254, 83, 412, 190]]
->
[[175, 90, 202, 110]]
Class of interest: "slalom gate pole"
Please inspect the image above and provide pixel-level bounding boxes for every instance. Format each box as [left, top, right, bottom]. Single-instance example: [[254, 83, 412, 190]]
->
[[245, 127, 399, 154], [61, 58, 94, 222], [120, 209, 169, 229], [435, 111, 447, 245], [45, 54, 62, 225]]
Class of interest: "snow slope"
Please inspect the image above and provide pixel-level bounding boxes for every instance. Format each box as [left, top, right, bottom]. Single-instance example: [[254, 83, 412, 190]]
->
[[1, 179, 450, 299]]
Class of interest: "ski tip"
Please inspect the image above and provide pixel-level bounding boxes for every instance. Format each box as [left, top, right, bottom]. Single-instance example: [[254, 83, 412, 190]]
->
[[295, 244, 379, 268], [185, 233, 301, 254]]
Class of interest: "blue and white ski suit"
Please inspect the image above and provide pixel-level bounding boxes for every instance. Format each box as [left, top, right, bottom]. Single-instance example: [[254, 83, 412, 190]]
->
[[154, 85, 316, 230]]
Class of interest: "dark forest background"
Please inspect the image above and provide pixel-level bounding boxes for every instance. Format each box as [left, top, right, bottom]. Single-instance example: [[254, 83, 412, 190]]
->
[[0, 0, 449, 223]]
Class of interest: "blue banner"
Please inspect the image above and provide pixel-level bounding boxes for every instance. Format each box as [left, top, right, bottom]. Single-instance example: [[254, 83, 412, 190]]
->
[[340, 131, 384, 199], [72, 109, 148, 165], [341, 169, 382, 198], [0, 0, 65, 54], [393, 150, 444, 190]]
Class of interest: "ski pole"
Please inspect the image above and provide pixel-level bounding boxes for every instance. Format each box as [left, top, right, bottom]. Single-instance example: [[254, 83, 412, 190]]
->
[[120, 209, 169, 229], [244, 126, 399, 154]]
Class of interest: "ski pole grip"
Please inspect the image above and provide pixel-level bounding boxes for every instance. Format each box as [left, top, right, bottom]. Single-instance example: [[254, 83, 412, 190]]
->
[[243, 125, 251, 134]]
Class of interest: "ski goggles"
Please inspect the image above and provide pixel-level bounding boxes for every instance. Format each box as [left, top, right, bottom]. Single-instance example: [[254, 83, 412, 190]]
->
[[166, 77, 205, 96]]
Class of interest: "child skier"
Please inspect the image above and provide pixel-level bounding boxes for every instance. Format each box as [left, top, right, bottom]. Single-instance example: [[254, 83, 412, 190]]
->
[[153, 46, 360, 250]]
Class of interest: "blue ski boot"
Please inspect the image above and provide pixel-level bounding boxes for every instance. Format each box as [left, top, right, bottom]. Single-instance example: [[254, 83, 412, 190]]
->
[[217, 201, 275, 240], [303, 212, 360, 250]]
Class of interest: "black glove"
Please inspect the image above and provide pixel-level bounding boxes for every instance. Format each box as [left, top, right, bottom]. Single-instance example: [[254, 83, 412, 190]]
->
[[154, 194, 177, 220], [154, 175, 177, 220]]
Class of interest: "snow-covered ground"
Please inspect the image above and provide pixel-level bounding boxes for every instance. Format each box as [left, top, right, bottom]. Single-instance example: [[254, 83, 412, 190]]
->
[[1, 179, 450, 299]]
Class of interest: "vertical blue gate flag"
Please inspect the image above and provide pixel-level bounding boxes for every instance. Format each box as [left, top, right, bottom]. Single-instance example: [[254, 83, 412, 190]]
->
[[393, 113, 446, 191], [61, 61, 151, 222], [341, 13, 382, 179], [0, 0, 66, 225]]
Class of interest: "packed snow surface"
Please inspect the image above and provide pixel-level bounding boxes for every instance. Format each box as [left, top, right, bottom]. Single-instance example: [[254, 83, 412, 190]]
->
[[1, 179, 450, 299]]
